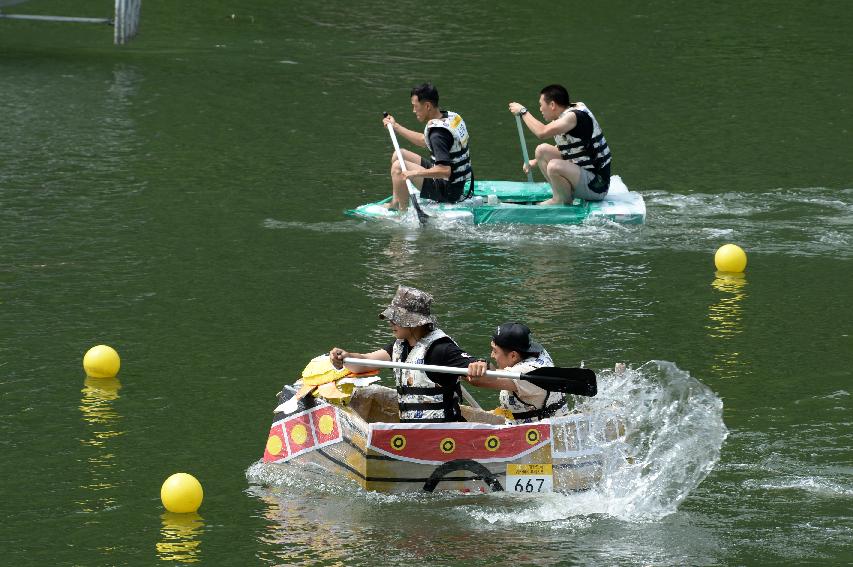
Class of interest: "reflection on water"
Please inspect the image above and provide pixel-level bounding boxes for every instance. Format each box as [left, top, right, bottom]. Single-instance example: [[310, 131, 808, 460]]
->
[[708, 271, 747, 338], [707, 271, 748, 379], [247, 480, 590, 566], [247, 362, 730, 565], [513, 251, 578, 332], [373, 229, 426, 285], [254, 490, 352, 565], [156, 512, 204, 563], [77, 376, 124, 514]]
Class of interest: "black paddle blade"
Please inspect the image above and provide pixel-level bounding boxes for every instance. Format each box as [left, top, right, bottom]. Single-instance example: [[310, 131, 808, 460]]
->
[[522, 367, 597, 396], [412, 201, 429, 225]]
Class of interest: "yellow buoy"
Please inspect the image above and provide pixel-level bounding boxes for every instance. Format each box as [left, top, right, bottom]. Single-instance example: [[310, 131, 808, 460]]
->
[[83, 345, 121, 378], [714, 244, 748, 273], [160, 473, 204, 514]]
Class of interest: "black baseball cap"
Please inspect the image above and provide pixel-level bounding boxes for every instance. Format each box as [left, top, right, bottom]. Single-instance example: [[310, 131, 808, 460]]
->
[[491, 323, 543, 356]]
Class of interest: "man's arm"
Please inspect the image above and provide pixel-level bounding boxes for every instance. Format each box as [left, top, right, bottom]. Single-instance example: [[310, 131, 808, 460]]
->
[[395, 123, 427, 147], [407, 165, 451, 180], [329, 347, 391, 371], [508, 102, 578, 139], [415, 339, 480, 386], [465, 360, 518, 391], [383, 114, 428, 148], [407, 129, 452, 180]]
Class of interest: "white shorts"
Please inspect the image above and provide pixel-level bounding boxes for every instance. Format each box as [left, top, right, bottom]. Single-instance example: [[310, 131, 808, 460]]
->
[[574, 168, 609, 201]]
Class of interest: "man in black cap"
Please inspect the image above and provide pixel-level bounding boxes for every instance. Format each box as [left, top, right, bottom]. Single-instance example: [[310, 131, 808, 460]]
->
[[329, 285, 480, 422], [466, 322, 569, 424]]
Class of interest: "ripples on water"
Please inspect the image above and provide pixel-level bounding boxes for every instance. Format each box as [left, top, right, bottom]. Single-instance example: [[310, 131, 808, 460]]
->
[[264, 184, 853, 260], [245, 362, 727, 564]]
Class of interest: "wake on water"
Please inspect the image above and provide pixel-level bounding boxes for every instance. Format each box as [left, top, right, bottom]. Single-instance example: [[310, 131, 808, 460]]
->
[[265, 184, 853, 259], [246, 361, 728, 524], [445, 185, 853, 258]]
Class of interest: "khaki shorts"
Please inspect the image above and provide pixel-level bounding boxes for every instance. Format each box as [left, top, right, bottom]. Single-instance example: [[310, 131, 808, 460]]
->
[[574, 168, 610, 201]]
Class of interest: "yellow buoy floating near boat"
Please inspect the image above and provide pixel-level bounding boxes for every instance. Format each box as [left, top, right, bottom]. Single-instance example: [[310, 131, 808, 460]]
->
[[83, 344, 121, 378], [160, 473, 204, 513], [714, 244, 748, 273]]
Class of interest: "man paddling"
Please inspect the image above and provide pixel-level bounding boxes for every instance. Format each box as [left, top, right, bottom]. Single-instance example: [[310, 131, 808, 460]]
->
[[381, 83, 474, 211], [329, 286, 480, 422], [465, 323, 570, 424], [509, 84, 612, 205]]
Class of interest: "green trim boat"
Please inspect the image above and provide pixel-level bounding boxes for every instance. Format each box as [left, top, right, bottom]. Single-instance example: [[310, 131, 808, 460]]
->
[[345, 175, 646, 225]]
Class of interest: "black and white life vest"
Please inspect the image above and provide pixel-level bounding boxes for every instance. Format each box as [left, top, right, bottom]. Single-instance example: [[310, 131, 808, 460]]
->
[[497, 349, 569, 425], [554, 103, 612, 177], [423, 111, 473, 187], [393, 329, 462, 422]]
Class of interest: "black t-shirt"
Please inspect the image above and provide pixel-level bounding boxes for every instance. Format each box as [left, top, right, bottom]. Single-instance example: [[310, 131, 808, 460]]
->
[[426, 128, 454, 166], [383, 336, 480, 387]]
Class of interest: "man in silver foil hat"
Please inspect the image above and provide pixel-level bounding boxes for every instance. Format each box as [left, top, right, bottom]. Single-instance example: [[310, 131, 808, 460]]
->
[[330, 285, 480, 422]]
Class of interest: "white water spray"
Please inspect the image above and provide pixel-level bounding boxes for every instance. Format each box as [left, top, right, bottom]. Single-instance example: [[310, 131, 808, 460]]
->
[[466, 361, 728, 524]]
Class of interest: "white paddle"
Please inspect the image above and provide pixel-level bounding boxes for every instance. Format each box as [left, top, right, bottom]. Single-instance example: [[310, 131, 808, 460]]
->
[[458, 383, 482, 410], [384, 112, 429, 225], [343, 357, 483, 410], [345, 357, 597, 396]]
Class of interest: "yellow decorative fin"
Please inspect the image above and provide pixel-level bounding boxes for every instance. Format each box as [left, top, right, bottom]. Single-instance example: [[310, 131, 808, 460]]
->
[[302, 354, 352, 385], [295, 384, 316, 400], [302, 355, 336, 378], [303, 368, 350, 386], [316, 381, 349, 399]]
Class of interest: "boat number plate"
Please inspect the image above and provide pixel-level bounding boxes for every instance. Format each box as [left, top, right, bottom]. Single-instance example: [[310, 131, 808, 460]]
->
[[506, 463, 553, 493]]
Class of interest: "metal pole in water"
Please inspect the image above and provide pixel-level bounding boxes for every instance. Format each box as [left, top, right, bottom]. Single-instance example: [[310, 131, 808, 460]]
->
[[114, 0, 141, 45], [0, 0, 142, 45]]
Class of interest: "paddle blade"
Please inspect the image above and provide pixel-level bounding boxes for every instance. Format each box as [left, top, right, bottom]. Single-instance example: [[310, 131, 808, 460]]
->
[[273, 383, 316, 413], [522, 367, 597, 396]]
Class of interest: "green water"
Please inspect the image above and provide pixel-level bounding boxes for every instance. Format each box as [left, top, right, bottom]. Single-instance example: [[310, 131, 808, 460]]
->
[[1, 1, 851, 565]]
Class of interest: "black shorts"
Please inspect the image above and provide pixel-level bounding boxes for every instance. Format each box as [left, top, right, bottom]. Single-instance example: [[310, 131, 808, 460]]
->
[[419, 157, 466, 203]]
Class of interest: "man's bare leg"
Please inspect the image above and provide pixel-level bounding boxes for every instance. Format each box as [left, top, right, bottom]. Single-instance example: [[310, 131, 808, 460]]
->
[[534, 144, 561, 187], [386, 149, 424, 211], [539, 159, 583, 205]]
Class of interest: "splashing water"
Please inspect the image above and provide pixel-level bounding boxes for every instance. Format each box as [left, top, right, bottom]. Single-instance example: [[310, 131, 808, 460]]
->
[[585, 360, 728, 519], [464, 361, 728, 524]]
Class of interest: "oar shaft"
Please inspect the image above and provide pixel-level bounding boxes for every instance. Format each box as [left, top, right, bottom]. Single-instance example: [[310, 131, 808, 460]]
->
[[384, 115, 427, 224], [345, 357, 484, 409], [386, 123, 418, 193], [344, 357, 522, 380], [458, 384, 482, 410], [515, 114, 534, 183]]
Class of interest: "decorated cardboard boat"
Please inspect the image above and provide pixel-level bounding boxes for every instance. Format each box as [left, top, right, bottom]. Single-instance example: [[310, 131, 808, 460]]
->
[[261, 383, 624, 494], [345, 175, 646, 226]]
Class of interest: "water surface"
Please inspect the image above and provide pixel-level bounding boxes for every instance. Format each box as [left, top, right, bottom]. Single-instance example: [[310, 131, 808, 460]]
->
[[1, 1, 851, 565]]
